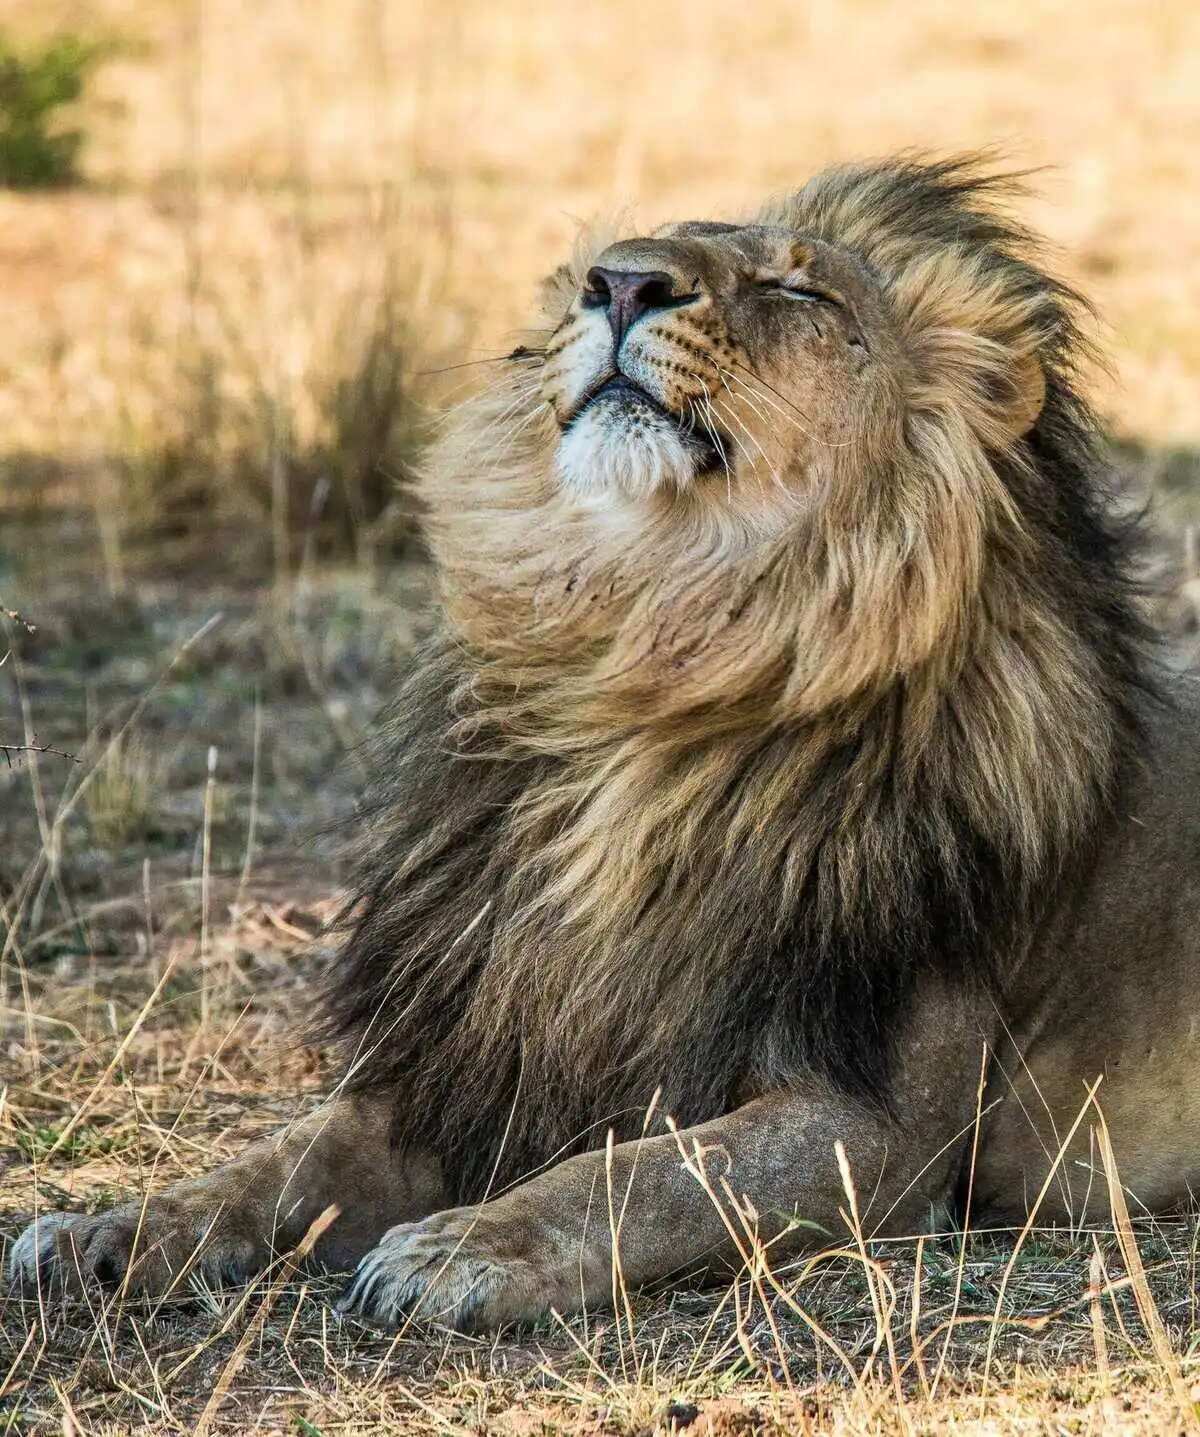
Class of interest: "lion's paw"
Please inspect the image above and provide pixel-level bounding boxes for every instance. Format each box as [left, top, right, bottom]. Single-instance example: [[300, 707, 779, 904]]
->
[[8, 1213, 83, 1291], [7, 1200, 260, 1301], [336, 1207, 550, 1331]]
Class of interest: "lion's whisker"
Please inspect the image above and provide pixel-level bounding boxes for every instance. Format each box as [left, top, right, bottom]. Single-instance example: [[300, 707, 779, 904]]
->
[[705, 382, 787, 499], [712, 373, 788, 495], [713, 405, 783, 504], [452, 386, 544, 452], [712, 365, 771, 431], [419, 348, 546, 378], [719, 366, 811, 440], [728, 360, 855, 448], [714, 362, 818, 450], [481, 402, 545, 452], [690, 387, 733, 498], [469, 397, 549, 466]]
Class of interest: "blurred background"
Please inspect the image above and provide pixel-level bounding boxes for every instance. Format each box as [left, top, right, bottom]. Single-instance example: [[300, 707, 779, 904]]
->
[[2, 0, 1200, 919], [1, 0, 1199, 583]]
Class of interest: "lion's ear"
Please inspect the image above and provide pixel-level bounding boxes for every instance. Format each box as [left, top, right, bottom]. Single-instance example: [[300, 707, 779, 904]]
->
[[1005, 351, 1046, 441]]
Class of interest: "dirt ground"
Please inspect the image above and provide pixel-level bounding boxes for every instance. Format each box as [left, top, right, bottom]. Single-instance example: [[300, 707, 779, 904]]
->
[[2, 535, 1200, 1434]]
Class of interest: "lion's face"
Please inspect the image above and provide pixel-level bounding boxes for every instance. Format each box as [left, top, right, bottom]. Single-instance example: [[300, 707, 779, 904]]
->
[[542, 222, 903, 516], [436, 160, 1071, 717]]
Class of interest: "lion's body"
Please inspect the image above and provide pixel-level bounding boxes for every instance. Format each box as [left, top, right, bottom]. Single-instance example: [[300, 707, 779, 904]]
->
[[12, 157, 1200, 1330], [977, 678, 1200, 1221], [325, 155, 1151, 1206]]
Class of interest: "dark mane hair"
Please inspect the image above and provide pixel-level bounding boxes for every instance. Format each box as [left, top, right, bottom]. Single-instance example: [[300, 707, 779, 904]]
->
[[324, 157, 1152, 1204]]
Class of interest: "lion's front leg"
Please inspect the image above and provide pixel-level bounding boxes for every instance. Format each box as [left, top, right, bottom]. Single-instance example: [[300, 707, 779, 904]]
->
[[337, 1080, 972, 1330], [337, 987, 988, 1331], [9, 1093, 443, 1300]]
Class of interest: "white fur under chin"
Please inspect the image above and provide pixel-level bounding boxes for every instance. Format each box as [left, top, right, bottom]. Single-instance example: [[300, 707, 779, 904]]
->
[[556, 403, 699, 502]]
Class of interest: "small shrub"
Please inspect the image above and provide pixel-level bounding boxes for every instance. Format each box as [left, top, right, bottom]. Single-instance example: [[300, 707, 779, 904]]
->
[[0, 29, 114, 188], [111, 251, 435, 577]]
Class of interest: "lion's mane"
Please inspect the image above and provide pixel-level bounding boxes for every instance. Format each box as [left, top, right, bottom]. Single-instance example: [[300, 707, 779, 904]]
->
[[327, 158, 1151, 1203]]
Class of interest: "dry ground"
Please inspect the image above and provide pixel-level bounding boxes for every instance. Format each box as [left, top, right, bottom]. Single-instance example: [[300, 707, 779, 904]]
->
[[5, 574, 1200, 1436], [5, 0, 1200, 1431], [3, 574, 1200, 1434]]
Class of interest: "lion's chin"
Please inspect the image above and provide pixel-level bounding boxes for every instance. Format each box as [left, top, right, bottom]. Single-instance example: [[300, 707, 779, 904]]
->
[[556, 397, 711, 502]]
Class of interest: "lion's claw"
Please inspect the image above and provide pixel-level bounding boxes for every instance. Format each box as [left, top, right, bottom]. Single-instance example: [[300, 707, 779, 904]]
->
[[7, 1202, 262, 1300], [336, 1207, 547, 1332], [7, 1212, 82, 1293]]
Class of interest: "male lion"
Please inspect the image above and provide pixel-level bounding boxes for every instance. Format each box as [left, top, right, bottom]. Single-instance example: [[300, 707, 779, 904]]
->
[[11, 156, 1200, 1332]]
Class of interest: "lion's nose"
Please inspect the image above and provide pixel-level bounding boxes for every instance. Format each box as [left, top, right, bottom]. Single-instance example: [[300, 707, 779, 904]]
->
[[583, 267, 684, 346]]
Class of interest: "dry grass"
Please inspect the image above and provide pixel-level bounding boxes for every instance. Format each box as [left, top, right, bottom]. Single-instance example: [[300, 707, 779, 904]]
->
[[5, 872, 1200, 1435], [4, 574, 1200, 1435], [4, 0, 1200, 1431], [79, 732, 173, 850], [5, 881, 1200, 1434]]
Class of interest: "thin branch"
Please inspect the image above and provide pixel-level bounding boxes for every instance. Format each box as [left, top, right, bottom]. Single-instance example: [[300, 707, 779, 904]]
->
[[0, 738, 80, 769]]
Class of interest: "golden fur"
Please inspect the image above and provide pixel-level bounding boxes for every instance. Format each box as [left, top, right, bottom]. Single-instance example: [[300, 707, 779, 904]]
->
[[428, 165, 1116, 905]]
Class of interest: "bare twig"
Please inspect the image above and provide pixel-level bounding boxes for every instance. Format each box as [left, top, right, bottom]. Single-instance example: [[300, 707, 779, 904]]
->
[[0, 737, 80, 768]]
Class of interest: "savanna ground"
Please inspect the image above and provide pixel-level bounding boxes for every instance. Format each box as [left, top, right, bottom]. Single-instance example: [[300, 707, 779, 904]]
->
[[4, 1, 1200, 1431]]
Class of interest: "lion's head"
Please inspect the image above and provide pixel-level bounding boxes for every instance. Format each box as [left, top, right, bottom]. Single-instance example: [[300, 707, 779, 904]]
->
[[334, 157, 1149, 1203], [543, 194, 1044, 519], [425, 156, 1113, 734], [544, 222, 900, 513]]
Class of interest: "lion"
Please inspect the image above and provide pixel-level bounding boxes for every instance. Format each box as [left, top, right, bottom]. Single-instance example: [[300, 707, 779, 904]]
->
[[11, 155, 1200, 1333]]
